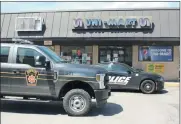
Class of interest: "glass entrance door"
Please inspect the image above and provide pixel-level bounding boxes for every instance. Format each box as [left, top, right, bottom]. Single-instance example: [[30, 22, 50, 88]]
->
[[99, 46, 132, 66]]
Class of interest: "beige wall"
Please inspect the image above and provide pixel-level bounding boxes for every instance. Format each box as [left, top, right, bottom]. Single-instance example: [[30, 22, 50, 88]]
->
[[132, 45, 180, 81], [54, 45, 60, 55]]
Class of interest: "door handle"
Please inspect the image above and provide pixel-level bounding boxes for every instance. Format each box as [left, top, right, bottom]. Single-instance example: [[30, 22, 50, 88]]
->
[[12, 70, 20, 74]]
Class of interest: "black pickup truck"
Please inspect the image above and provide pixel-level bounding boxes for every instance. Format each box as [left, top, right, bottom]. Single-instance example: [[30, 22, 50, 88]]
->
[[0, 39, 111, 116]]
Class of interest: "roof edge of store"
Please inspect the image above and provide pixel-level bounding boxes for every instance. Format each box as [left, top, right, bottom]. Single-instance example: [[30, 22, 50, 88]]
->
[[1, 7, 180, 14]]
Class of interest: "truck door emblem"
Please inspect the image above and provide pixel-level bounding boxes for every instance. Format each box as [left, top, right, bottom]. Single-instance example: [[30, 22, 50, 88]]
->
[[109, 76, 131, 85], [25, 69, 39, 86]]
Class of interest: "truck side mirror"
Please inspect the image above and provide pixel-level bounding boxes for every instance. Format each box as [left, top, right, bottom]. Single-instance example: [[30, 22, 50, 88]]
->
[[45, 61, 51, 70], [127, 70, 132, 74], [35, 56, 46, 67], [35, 56, 51, 70]]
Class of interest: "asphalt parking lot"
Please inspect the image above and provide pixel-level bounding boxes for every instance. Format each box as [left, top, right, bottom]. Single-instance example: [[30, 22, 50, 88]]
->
[[1, 87, 179, 124]]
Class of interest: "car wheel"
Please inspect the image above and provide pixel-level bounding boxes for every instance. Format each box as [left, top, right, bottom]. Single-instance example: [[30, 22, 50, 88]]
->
[[63, 89, 91, 116], [140, 80, 156, 94]]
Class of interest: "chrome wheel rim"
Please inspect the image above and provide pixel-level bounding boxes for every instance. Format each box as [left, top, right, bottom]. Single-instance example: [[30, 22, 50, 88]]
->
[[69, 95, 86, 112], [144, 83, 152, 91]]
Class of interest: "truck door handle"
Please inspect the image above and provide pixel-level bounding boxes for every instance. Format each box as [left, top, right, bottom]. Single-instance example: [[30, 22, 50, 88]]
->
[[13, 70, 20, 74]]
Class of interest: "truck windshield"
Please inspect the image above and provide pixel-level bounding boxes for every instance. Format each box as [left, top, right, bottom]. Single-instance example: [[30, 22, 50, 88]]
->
[[38, 46, 65, 63]]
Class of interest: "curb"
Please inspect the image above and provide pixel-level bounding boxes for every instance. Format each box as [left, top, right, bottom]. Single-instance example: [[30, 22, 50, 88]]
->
[[164, 82, 180, 87]]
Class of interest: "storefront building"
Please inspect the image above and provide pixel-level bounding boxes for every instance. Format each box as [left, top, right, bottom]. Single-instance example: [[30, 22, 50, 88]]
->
[[1, 8, 180, 81]]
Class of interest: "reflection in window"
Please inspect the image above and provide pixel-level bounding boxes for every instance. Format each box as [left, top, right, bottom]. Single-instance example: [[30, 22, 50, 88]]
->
[[61, 46, 92, 64], [111, 64, 129, 73], [99, 46, 132, 66], [16, 47, 43, 67], [1, 47, 10, 63]]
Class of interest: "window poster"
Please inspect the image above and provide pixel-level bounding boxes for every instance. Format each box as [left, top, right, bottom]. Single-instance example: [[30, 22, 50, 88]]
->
[[146, 63, 164, 74], [139, 46, 173, 61]]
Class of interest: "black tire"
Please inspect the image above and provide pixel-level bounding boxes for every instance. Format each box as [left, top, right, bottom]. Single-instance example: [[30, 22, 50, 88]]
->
[[63, 89, 91, 116], [140, 80, 156, 94]]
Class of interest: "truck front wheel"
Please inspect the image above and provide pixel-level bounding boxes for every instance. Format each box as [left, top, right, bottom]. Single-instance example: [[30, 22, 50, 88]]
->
[[63, 89, 91, 116]]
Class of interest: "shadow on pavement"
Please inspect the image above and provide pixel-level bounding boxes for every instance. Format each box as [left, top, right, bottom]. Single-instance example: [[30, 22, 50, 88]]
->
[[86, 102, 123, 117], [111, 89, 168, 95], [0, 99, 123, 116], [155, 89, 168, 94], [1, 100, 66, 115]]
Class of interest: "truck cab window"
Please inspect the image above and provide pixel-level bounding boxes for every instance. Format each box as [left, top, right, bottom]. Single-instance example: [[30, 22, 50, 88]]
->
[[16, 47, 45, 67], [1, 47, 10, 63], [38, 46, 65, 63]]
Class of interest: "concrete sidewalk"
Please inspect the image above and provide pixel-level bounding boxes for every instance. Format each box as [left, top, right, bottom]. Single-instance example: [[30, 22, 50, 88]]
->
[[165, 82, 180, 87]]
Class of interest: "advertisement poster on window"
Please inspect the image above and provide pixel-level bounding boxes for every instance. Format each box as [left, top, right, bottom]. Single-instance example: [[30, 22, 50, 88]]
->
[[154, 64, 164, 73], [139, 46, 173, 61], [146, 64, 154, 73], [146, 63, 164, 74]]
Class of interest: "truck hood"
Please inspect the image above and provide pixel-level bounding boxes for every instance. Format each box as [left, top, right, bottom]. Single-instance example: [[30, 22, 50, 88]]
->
[[54, 63, 108, 76]]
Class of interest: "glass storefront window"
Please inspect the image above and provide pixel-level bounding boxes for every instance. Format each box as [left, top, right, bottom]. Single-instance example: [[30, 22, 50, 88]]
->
[[61, 46, 92, 64], [99, 46, 132, 66]]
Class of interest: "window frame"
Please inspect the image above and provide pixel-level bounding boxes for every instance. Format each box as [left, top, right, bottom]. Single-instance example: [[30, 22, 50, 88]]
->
[[13, 45, 53, 69], [16, 47, 45, 68]]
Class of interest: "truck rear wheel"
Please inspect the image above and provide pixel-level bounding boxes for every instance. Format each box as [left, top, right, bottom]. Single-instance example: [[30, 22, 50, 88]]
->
[[63, 89, 91, 116]]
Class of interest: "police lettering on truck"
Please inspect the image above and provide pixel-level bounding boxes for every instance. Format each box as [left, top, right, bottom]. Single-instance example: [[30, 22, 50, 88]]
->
[[109, 76, 131, 85]]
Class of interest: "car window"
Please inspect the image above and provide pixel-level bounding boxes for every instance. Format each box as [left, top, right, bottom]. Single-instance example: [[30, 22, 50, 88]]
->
[[1, 46, 10, 63], [16, 47, 45, 67], [38, 46, 65, 63], [97, 64, 110, 70], [121, 63, 136, 72], [110, 64, 129, 73]]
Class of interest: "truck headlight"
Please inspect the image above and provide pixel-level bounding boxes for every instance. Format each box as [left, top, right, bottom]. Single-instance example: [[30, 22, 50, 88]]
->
[[96, 74, 105, 89]]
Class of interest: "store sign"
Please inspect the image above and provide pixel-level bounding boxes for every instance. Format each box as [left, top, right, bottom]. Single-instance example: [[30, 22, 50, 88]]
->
[[44, 40, 52, 45], [73, 16, 152, 30], [139, 46, 173, 62], [146, 64, 164, 74]]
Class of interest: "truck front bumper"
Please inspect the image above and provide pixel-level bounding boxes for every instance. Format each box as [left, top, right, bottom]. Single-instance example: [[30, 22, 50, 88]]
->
[[94, 87, 111, 107]]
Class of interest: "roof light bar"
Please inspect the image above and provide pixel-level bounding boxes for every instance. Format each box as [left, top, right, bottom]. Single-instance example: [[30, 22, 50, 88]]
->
[[11, 38, 34, 44]]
